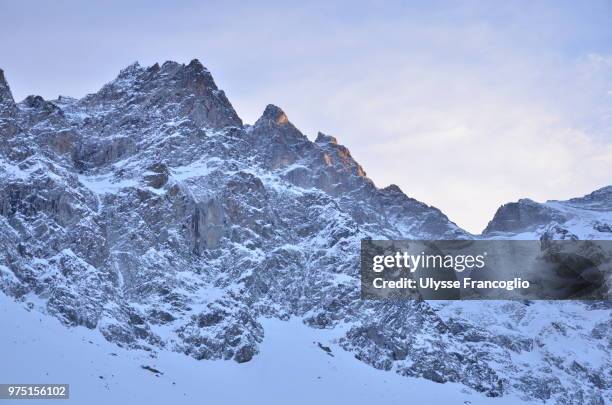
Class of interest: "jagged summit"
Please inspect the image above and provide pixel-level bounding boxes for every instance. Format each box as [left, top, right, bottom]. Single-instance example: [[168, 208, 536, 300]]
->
[[53, 95, 77, 105], [22, 95, 65, 119], [187, 58, 208, 72], [111, 59, 218, 91], [0, 69, 14, 101], [572, 185, 612, 201], [315, 132, 338, 144], [22, 95, 47, 107], [117, 61, 141, 77], [82, 59, 242, 129], [257, 104, 289, 126], [0, 68, 16, 118], [382, 184, 404, 194]]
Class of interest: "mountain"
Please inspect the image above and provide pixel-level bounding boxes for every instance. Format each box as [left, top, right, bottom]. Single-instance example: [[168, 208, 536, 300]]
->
[[484, 187, 612, 240], [0, 60, 609, 404]]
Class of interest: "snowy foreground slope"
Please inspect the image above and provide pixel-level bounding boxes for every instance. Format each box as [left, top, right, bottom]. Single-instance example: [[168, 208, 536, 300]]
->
[[0, 294, 528, 405], [0, 61, 610, 404]]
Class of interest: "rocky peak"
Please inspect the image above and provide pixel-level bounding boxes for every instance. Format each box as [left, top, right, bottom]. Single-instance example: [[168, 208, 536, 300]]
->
[[483, 198, 566, 235], [315, 132, 338, 144], [251, 104, 306, 141], [52, 95, 77, 108], [257, 104, 289, 126], [20, 95, 63, 120], [83, 60, 242, 130], [0, 69, 17, 117], [117, 61, 142, 79], [146, 63, 161, 73], [248, 104, 310, 169], [186, 58, 208, 74], [382, 184, 404, 195], [559, 185, 612, 211], [23, 95, 49, 108], [102, 59, 215, 95], [570, 185, 612, 202], [179, 58, 220, 95]]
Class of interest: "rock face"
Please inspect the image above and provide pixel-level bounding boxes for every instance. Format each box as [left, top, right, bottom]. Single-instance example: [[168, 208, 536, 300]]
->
[[0, 61, 610, 404], [0, 69, 19, 142]]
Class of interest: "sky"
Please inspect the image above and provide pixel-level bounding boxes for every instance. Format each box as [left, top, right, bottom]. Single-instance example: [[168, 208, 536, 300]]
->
[[1, 0, 611, 233]]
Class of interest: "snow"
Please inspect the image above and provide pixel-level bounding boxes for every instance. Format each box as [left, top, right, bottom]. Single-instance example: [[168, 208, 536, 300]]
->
[[78, 173, 138, 194], [436, 300, 610, 370], [0, 159, 48, 181], [0, 294, 529, 404], [170, 157, 222, 181], [0, 265, 18, 283]]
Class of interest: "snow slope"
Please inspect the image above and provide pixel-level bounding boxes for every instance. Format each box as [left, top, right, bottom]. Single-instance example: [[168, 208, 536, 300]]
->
[[0, 294, 529, 405]]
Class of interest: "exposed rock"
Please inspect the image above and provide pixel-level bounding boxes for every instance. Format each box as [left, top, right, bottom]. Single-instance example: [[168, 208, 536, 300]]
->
[[144, 163, 169, 189], [483, 199, 566, 234]]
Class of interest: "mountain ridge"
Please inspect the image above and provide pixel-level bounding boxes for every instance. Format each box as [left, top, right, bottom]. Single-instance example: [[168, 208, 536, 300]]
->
[[0, 60, 610, 404]]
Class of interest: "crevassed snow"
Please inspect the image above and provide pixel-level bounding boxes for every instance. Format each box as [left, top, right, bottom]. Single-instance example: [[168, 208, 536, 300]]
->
[[0, 294, 529, 404]]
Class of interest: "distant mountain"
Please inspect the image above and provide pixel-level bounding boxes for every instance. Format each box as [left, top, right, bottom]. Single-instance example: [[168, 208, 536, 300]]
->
[[0, 60, 609, 404], [484, 186, 612, 239]]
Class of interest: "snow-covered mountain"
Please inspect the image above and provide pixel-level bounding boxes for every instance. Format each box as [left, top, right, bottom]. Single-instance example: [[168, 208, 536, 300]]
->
[[0, 60, 610, 404], [484, 187, 612, 240]]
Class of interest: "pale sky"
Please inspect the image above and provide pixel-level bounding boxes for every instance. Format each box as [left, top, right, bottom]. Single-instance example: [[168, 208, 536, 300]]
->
[[1, 0, 611, 233]]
